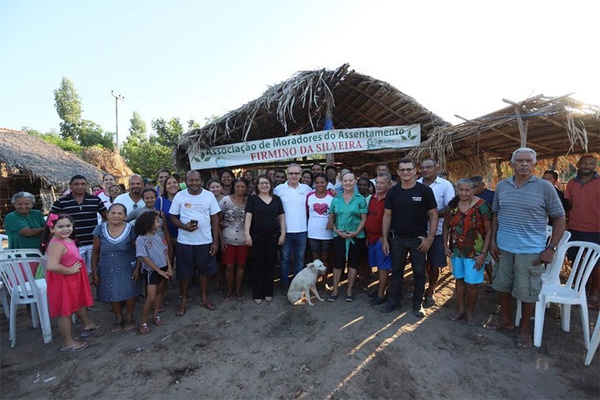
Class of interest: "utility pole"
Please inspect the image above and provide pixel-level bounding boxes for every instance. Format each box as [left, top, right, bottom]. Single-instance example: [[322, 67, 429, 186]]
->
[[111, 90, 125, 149]]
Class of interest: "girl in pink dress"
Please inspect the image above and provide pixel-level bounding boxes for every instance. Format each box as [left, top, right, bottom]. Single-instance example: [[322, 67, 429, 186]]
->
[[43, 214, 99, 352]]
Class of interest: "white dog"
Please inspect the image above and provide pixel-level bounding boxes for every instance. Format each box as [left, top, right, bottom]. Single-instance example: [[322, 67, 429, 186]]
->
[[287, 259, 328, 306]]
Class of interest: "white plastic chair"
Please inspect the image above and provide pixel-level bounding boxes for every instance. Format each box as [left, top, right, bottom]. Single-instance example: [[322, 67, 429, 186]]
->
[[0, 233, 8, 249], [585, 312, 600, 365], [0, 280, 9, 319], [533, 241, 600, 348], [0, 249, 46, 320], [0, 257, 52, 347], [0, 248, 45, 260], [515, 231, 571, 326]]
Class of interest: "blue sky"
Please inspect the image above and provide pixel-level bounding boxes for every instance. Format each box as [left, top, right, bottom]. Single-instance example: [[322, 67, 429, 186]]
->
[[1, 0, 598, 143]]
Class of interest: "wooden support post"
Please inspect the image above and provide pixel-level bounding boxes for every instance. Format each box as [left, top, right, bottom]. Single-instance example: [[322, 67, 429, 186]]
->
[[503, 98, 528, 147], [551, 156, 558, 170], [494, 159, 503, 187]]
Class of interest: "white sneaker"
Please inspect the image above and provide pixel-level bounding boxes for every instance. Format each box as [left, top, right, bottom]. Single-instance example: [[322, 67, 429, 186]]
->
[[254, 299, 263, 305], [265, 296, 273, 302]]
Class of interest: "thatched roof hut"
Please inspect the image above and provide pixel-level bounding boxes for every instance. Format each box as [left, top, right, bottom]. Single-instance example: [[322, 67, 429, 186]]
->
[[174, 64, 449, 172], [0, 129, 104, 187], [0, 128, 105, 216], [407, 94, 600, 178]]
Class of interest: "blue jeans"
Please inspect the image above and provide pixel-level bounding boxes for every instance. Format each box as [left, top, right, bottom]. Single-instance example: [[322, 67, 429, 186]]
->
[[280, 232, 307, 284], [387, 237, 426, 308]]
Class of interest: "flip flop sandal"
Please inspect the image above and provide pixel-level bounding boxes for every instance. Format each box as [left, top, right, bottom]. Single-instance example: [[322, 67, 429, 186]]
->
[[175, 305, 187, 316], [483, 321, 515, 331], [61, 341, 89, 352], [123, 320, 135, 331], [80, 325, 101, 338], [515, 335, 533, 348], [202, 302, 216, 311], [111, 322, 123, 333], [138, 323, 151, 334], [154, 316, 164, 326]]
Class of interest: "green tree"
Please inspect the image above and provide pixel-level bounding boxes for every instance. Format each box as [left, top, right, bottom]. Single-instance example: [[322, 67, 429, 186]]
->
[[129, 111, 147, 136], [151, 117, 183, 148], [53, 77, 82, 140], [78, 120, 115, 150], [121, 114, 174, 177], [187, 119, 201, 130], [121, 137, 172, 178]]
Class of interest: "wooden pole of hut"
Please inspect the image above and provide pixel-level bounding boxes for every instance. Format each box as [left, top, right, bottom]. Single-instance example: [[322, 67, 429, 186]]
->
[[503, 98, 529, 147]]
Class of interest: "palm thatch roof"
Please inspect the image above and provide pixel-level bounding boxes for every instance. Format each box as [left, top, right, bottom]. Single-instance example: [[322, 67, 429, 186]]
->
[[174, 64, 450, 171], [0, 128, 104, 188], [407, 94, 600, 178]]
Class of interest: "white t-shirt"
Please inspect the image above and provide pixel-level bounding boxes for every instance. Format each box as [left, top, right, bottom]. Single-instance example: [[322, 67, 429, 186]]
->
[[274, 181, 312, 233], [114, 193, 145, 217], [97, 191, 111, 209], [417, 176, 455, 235], [169, 189, 220, 245], [97, 191, 111, 224], [306, 191, 334, 240]]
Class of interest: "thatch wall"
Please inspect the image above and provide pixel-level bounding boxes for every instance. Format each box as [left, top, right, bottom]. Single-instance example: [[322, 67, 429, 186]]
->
[[175, 64, 450, 172]]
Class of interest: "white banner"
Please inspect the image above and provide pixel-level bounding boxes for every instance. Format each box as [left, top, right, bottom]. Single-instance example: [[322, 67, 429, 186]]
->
[[189, 124, 420, 169]]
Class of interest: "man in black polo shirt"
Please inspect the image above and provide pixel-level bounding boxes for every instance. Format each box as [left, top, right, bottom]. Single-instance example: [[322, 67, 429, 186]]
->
[[380, 158, 438, 318], [51, 175, 107, 273]]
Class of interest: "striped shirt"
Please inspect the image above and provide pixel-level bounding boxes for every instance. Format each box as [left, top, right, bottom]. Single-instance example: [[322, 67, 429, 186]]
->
[[136, 233, 167, 272], [51, 193, 106, 246], [493, 176, 564, 254]]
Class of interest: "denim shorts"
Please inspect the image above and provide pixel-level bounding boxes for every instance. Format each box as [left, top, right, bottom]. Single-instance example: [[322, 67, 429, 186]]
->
[[308, 238, 332, 259], [176, 243, 217, 280], [368, 241, 392, 271], [426, 235, 447, 267]]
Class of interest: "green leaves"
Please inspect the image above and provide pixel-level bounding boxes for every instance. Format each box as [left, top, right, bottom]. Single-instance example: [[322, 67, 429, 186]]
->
[[53, 77, 82, 139]]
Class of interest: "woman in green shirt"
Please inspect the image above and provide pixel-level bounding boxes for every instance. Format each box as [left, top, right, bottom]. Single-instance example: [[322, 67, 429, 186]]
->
[[327, 172, 367, 302], [4, 192, 46, 249]]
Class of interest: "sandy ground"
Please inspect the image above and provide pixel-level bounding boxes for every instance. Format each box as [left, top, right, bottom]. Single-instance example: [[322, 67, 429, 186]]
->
[[1, 267, 599, 399]]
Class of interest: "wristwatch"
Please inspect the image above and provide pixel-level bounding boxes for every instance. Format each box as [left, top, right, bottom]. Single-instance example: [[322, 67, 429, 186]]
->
[[546, 245, 557, 251]]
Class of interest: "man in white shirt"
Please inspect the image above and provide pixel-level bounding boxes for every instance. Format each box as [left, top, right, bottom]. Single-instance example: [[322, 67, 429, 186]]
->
[[274, 163, 312, 293], [169, 170, 221, 315], [114, 174, 145, 219], [417, 158, 455, 307]]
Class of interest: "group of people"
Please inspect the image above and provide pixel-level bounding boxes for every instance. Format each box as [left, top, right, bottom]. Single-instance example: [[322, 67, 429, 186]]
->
[[3, 150, 598, 351]]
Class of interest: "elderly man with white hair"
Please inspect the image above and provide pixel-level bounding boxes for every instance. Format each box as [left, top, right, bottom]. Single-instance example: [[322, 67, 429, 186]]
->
[[486, 147, 565, 348]]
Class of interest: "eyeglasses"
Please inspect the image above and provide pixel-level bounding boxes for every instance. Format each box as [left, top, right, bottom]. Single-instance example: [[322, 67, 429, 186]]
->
[[287, 172, 301, 175], [258, 182, 270, 186], [398, 168, 414, 172]]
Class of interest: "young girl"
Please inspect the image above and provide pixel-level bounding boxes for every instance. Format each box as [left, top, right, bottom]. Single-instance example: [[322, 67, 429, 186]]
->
[[42, 213, 99, 352], [135, 211, 173, 334]]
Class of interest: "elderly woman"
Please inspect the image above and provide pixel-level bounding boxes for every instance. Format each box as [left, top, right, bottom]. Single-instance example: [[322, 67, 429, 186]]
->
[[4, 192, 46, 250], [91, 203, 141, 332], [443, 178, 491, 325]]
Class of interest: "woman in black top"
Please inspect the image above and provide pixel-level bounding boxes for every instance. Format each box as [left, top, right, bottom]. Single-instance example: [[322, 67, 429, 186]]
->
[[244, 175, 286, 304]]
